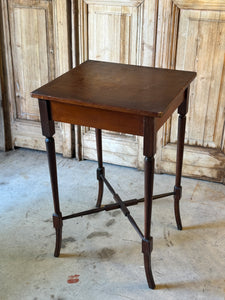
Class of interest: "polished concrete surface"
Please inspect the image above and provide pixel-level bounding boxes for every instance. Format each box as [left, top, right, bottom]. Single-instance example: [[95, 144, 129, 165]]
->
[[0, 148, 225, 300]]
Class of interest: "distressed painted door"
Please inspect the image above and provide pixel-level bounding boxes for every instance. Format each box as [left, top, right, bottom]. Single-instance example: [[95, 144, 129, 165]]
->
[[1, 0, 73, 156], [78, 0, 158, 167], [155, 0, 225, 183]]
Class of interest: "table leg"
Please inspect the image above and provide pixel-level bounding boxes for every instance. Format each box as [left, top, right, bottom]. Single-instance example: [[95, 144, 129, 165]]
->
[[174, 88, 189, 230], [142, 117, 156, 289], [95, 128, 104, 208], [39, 100, 62, 257]]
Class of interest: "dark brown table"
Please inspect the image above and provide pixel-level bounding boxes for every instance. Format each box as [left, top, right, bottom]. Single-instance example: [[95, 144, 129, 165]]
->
[[31, 60, 196, 289]]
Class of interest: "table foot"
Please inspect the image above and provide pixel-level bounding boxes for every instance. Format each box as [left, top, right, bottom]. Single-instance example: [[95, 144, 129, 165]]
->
[[174, 186, 182, 230], [142, 238, 155, 289], [53, 213, 63, 257]]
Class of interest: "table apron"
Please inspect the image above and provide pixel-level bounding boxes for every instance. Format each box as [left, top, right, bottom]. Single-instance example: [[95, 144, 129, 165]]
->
[[50, 101, 144, 136]]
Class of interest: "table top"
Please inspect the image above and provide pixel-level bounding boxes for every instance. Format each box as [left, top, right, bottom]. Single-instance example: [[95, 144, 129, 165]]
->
[[31, 60, 196, 118]]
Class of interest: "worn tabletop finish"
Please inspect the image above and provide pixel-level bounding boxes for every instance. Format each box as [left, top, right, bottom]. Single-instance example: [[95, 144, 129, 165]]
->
[[32, 60, 196, 118]]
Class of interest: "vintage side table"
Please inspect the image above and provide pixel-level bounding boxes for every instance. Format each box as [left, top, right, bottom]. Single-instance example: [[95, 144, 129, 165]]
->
[[31, 60, 196, 289]]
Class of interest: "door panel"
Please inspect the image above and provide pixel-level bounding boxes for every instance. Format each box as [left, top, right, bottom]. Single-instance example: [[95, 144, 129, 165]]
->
[[11, 5, 53, 122], [155, 2, 225, 183], [78, 0, 158, 167], [2, 0, 73, 156], [171, 10, 225, 148], [88, 4, 142, 64]]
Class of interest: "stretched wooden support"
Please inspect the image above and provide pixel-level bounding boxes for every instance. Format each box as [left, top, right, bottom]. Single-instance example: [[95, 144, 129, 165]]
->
[[142, 117, 156, 289], [101, 175, 144, 239], [39, 100, 63, 257], [174, 88, 189, 230], [95, 128, 104, 208], [62, 191, 175, 220]]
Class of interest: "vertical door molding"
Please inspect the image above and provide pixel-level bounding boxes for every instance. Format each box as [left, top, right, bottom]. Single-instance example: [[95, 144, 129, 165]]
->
[[0, 0, 14, 152], [0, 42, 5, 150], [53, 0, 73, 157], [78, 0, 89, 64], [0, 0, 8, 151]]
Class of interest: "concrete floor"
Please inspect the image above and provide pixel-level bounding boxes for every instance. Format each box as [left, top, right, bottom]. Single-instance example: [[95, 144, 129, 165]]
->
[[0, 148, 225, 300]]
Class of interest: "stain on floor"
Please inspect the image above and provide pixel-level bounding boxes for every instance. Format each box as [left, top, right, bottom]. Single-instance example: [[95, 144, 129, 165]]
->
[[105, 218, 116, 227], [67, 274, 80, 284], [110, 211, 121, 217], [87, 231, 111, 239], [98, 247, 115, 259], [61, 237, 76, 248]]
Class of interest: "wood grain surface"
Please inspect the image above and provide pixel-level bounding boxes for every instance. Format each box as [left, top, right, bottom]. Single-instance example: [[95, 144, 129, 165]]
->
[[32, 60, 196, 118]]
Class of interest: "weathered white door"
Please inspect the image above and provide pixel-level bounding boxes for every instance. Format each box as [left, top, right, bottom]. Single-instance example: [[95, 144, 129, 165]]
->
[[78, 0, 225, 183], [1, 0, 73, 156], [155, 0, 225, 183], [78, 0, 158, 167]]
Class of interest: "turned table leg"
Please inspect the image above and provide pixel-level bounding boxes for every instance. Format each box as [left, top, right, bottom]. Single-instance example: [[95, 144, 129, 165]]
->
[[39, 100, 62, 257], [174, 88, 189, 230], [142, 117, 156, 289], [95, 128, 104, 208]]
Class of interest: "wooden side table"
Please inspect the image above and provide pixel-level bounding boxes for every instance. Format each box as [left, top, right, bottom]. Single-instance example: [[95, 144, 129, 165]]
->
[[31, 60, 196, 289]]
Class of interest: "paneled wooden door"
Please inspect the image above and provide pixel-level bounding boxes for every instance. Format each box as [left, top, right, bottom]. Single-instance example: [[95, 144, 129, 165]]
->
[[155, 1, 225, 183], [78, 0, 158, 167], [78, 0, 225, 183], [1, 0, 73, 156]]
